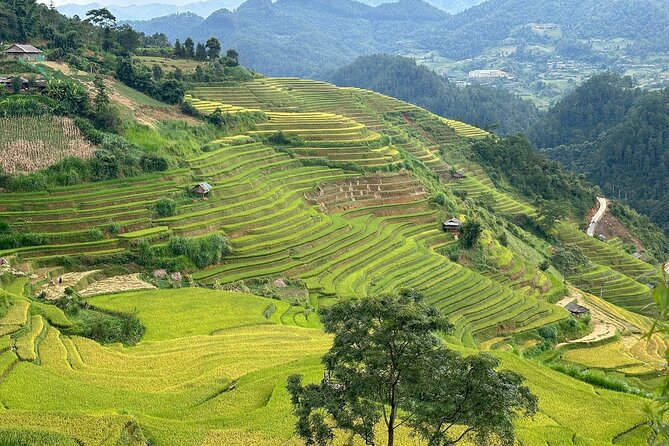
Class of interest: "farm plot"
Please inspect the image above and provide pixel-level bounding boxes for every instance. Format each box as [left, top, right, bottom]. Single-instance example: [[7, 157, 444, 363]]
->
[[307, 174, 427, 213], [0, 283, 654, 445], [0, 116, 94, 174]]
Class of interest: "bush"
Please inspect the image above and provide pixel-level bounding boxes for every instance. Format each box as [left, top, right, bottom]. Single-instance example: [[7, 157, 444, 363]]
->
[[107, 221, 121, 234], [459, 220, 482, 249], [154, 198, 177, 217], [165, 234, 233, 269], [539, 260, 550, 271], [551, 246, 589, 274], [88, 228, 104, 241], [443, 244, 460, 262], [0, 96, 53, 117]]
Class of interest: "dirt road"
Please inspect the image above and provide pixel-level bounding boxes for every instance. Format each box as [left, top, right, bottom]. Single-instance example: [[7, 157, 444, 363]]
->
[[587, 197, 608, 237]]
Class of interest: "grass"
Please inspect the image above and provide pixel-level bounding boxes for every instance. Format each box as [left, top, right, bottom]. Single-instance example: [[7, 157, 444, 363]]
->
[[0, 286, 655, 445], [88, 288, 294, 341]]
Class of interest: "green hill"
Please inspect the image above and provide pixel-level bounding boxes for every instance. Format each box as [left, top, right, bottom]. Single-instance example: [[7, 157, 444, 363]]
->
[[2, 70, 668, 443]]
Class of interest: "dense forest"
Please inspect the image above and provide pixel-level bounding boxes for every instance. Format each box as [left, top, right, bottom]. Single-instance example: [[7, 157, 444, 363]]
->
[[328, 55, 540, 135], [537, 74, 669, 236], [529, 74, 641, 148]]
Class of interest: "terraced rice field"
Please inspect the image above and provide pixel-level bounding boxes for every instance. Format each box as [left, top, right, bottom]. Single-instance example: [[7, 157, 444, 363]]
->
[[0, 278, 654, 445], [557, 223, 661, 314], [0, 75, 664, 445]]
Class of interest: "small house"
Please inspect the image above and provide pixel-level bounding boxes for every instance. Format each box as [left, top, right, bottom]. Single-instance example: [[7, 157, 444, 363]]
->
[[565, 302, 589, 318], [443, 218, 463, 232], [3, 44, 44, 61], [193, 182, 213, 197], [452, 170, 466, 180]]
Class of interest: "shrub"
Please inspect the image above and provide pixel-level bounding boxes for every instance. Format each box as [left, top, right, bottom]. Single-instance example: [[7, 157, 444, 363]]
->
[[88, 228, 104, 241], [551, 246, 589, 274], [165, 233, 233, 268], [459, 220, 482, 249], [154, 198, 177, 217], [107, 221, 121, 234], [539, 260, 550, 271]]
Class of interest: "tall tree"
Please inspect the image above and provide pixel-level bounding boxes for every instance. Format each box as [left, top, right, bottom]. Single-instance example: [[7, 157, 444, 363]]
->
[[85, 7, 116, 28], [116, 24, 140, 54], [226, 48, 239, 66], [195, 42, 207, 61], [205, 36, 221, 59], [184, 37, 195, 58], [173, 38, 184, 57], [287, 290, 537, 446]]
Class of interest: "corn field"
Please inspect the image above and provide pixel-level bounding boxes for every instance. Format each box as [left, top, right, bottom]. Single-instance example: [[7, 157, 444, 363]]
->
[[0, 116, 94, 174]]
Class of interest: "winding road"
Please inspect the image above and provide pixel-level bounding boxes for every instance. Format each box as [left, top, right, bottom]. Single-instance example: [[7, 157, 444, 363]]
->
[[587, 197, 608, 237]]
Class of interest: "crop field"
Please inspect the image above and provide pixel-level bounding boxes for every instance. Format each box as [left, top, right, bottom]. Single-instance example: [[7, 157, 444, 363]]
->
[[0, 76, 665, 444], [0, 116, 94, 174], [0, 277, 655, 445], [557, 223, 660, 314]]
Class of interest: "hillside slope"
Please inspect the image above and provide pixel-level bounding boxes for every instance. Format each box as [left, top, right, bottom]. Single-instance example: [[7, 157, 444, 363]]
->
[[1, 59, 667, 445]]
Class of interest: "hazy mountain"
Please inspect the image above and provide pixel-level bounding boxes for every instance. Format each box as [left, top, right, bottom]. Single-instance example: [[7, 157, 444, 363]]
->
[[57, 0, 241, 20], [57, 0, 482, 21], [126, 0, 448, 76], [127, 0, 669, 76]]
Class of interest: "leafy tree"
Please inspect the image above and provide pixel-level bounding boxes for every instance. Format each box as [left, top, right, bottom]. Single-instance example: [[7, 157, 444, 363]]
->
[[52, 29, 83, 55], [116, 24, 141, 54], [551, 247, 589, 275], [287, 290, 537, 446], [92, 74, 109, 108], [173, 38, 184, 57], [152, 64, 163, 80], [85, 7, 116, 28], [459, 220, 482, 249], [205, 36, 221, 59], [156, 78, 184, 105], [184, 37, 195, 58], [195, 42, 207, 61], [225, 48, 239, 66]]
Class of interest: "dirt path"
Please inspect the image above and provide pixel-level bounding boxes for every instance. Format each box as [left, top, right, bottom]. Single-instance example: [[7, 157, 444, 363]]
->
[[587, 197, 608, 236]]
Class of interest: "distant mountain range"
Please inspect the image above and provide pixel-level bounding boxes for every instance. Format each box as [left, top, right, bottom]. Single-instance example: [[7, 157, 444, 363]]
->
[[122, 0, 669, 85], [57, 0, 483, 21]]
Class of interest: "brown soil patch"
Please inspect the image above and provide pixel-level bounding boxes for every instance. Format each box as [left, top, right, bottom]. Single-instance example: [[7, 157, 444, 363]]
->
[[596, 211, 644, 252], [307, 173, 427, 214]]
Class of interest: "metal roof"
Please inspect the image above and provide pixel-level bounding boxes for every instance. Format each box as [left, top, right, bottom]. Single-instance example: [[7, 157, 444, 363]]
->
[[4, 44, 43, 54], [197, 182, 213, 192], [565, 302, 589, 314]]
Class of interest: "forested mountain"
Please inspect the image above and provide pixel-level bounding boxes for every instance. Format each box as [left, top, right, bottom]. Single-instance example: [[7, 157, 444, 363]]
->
[[126, 0, 448, 77], [125, 0, 669, 102], [529, 74, 641, 148], [423, 0, 669, 60], [536, 75, 669, 235], [57, 0, 483, 21], [328, 55, 540, 135]]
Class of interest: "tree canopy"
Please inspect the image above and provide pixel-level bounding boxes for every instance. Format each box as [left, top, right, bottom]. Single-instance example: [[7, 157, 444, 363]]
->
[[287, 290, 537, 446]]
